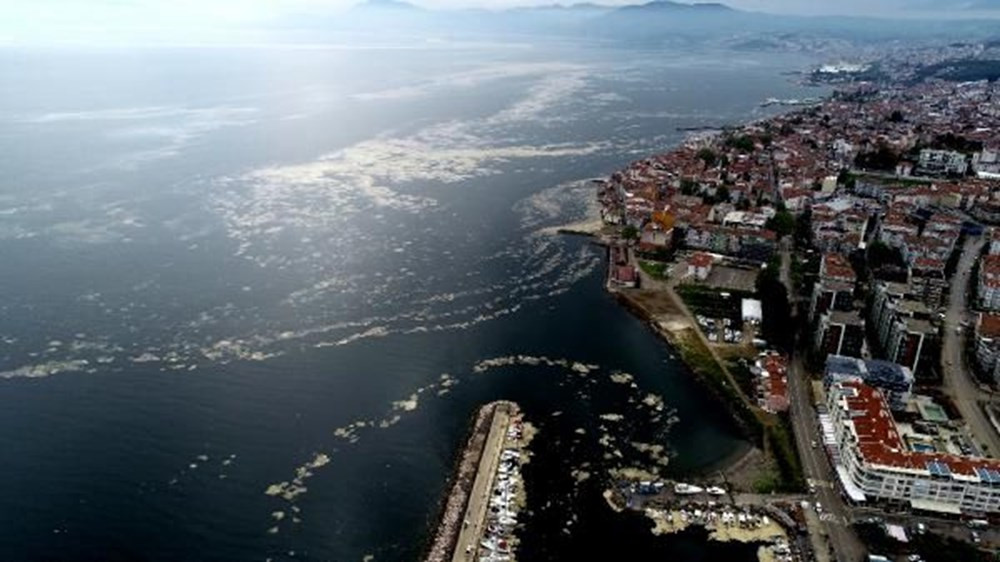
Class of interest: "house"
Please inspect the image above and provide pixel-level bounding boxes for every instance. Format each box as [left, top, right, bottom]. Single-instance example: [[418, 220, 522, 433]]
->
[[687, 252, 714, 281], [753, 352, 789, 413]]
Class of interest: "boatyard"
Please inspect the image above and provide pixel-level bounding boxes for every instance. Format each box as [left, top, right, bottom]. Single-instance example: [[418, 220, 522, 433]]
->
[[425, 401, 534, 562], [605, 480, 809, 562]]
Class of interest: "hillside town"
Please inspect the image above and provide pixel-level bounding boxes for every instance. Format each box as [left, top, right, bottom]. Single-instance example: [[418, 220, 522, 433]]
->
[[599, 72, 1000, 562]]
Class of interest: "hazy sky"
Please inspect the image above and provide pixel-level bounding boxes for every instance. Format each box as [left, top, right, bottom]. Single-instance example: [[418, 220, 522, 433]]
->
[[1, 0, 997, 45]]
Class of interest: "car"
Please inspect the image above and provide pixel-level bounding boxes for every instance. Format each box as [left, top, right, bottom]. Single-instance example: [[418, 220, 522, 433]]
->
[[810, 440, 817, 448], [916, 522, 926, 534], [972, 530, 981, 543]]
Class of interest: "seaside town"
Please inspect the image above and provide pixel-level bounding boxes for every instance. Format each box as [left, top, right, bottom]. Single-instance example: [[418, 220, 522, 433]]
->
[[594, 55, 1000, 562]]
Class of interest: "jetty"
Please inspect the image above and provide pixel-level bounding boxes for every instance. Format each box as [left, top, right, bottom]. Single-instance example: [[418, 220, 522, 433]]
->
[[424, 401, 533, 562]]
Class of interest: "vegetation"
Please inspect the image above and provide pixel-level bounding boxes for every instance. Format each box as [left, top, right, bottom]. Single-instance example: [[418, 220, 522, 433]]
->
[[638, 260, 669, 280], [676, 284, 753, 322], [622, 225, 639, 241], [764, 416, 805, 492], [854, 144, 901, 172], [675, 331, 763, 446], [697, 147, 718, 167], [725, 134, 756, 153], [765, 209, 795, 238], [756, 259, 792, 352]]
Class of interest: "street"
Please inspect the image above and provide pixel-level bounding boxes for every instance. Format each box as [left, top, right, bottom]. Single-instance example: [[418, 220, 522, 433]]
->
[[940, 235, 1000, 456], [781, 242, 867, 562]]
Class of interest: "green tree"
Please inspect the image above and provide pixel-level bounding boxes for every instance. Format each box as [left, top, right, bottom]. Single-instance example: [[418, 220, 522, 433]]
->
[[766, 209, 795, 237], [622, 225, 639, 240], [697, 148, 718, 167]]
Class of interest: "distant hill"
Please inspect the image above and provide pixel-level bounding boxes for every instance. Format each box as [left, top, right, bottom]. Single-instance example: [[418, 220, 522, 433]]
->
[[352, 0, 423, 10], [614, 1, 735, 13]]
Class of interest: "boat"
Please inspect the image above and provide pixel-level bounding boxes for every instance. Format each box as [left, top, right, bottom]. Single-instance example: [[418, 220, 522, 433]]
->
[[674, 482, 704, 495], [707, 486, 727, 496]]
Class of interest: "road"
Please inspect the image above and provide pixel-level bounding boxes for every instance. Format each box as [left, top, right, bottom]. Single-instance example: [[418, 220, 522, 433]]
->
[[940, 235, 1000, 456], [780, 241, 866, 562]]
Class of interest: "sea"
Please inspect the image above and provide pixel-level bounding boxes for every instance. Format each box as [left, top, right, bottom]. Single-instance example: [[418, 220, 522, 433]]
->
[[0, 41, 824, 561]]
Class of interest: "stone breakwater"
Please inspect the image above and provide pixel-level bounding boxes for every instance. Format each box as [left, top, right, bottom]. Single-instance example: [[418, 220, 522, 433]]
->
[[424, 401, 531, 562], [424, 402, 502, 562]]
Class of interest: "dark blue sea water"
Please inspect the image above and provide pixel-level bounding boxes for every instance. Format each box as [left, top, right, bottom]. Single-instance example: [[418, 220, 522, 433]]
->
[[0, 43, 822, 561]]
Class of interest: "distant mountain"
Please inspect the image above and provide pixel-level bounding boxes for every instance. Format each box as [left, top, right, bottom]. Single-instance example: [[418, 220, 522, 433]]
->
[[351, 0, 423, 11], [614, 1, 736, 13]]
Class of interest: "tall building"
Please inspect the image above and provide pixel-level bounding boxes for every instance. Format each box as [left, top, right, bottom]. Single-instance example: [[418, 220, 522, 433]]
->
[[980, 254, 1000, 312], [827, 380, 1000, 515], [816, 310, 866, 358], [824, 355, 913, 411], [974, 313, 1000, 385], [869, 282, 939, 376]]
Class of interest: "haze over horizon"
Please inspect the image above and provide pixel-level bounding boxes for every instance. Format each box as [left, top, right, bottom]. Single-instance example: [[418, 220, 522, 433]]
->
[[3, 0, 1000, 46]]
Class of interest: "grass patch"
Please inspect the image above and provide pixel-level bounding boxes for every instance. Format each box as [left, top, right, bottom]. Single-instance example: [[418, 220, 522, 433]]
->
[[638, 260, 670, 280], [764, 415, 805, 492], [675, 330, 764, 445]]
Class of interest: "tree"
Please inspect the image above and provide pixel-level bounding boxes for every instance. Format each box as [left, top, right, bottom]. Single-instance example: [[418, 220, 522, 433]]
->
[[756, 260, 792, 351], [766, 209, 795, 237], [622, 225, 639, 241], [794, 209, 812, 247], [680, 179, 698, 195], [697, 148, 718, 168], [715, 185, 731, 203]]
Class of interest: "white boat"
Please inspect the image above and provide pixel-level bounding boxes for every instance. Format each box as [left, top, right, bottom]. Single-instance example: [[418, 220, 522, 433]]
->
[[674, 483, 704, 495], [707, 486, 727, 496]]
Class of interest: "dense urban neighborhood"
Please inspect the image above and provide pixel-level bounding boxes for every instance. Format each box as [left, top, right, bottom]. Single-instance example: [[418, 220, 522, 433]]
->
[[598, 51, 1000, 562]]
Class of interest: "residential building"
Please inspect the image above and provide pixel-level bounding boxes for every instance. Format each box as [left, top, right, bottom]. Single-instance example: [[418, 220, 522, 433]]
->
[[824, 355, 914, 410], [918, 149, 969, 176], [869, 282, 939, 376], [827, 380, 1000, 515], [974, 313, 1000, 385], [816, 310, 866, 358], [979, 254, 1000, 311], [753, 352, 789, 414]]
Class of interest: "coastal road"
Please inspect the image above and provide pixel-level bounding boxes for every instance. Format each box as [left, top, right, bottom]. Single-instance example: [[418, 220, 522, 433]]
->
[[780, 242, 866, 562], [940, 235, 1000, 456]]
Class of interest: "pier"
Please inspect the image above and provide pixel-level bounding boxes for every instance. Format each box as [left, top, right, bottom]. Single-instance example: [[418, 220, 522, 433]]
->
[[425, 401, 532, 562]]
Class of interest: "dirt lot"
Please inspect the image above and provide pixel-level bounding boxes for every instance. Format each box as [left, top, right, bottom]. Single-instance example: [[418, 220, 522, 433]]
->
[[705, 265, 760, 293]]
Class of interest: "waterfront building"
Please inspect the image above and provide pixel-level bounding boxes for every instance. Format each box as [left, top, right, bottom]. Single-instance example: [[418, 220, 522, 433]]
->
[[827, 380, 1000, 516]]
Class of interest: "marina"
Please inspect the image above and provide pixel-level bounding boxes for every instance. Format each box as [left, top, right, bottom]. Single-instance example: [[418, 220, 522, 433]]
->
[[426, 401, 534, 562]]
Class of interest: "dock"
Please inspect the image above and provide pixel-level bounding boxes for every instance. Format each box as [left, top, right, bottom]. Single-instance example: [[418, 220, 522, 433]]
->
[[425, 401, 531, 562]]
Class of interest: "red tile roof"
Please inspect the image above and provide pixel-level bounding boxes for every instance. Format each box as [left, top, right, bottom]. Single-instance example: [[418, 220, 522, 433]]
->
[[837, 380, 1000, 477]]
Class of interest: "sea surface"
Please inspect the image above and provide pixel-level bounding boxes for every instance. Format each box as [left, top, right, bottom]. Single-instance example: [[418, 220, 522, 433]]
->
[[0, 42, 823, 561]]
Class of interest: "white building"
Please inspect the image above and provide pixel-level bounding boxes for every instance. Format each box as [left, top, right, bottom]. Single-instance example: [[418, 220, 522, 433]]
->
[[827, 380, 1000, 515], [918, 149, 968, 176]]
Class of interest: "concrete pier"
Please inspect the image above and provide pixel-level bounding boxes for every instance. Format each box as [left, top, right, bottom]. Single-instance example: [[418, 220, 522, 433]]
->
[[424, 401, 522, 562]]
